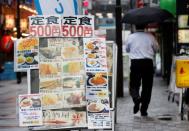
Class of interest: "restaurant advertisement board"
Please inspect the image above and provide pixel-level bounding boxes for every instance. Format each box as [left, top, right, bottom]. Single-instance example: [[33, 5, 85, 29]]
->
[[18, 15, 112, 130]]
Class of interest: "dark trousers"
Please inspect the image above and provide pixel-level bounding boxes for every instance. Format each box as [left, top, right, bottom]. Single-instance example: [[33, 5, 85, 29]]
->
[[129, 59, 154, 113], [16, 72, 22, 84]]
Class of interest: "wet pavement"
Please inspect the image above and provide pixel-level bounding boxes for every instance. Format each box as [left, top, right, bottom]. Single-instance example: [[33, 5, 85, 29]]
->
[[0, 76, 189, 131], [116, 76, 189, 131]]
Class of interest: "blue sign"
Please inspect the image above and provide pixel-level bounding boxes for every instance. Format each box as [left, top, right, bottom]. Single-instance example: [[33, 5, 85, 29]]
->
[[34, 0, 78, 15]]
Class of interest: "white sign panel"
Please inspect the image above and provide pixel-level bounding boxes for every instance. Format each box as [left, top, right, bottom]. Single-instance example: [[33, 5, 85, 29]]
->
[[19, 94, 43, 127], [29, 15, 94, 37], [34, 0, 79, 15], [15, 37, 39, 71]]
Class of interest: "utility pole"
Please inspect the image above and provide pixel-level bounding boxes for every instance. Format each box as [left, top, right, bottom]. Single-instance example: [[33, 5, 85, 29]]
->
[[16, 0, 21, 39], [16, 0, 22, 84], [115, 0, 123, 97]]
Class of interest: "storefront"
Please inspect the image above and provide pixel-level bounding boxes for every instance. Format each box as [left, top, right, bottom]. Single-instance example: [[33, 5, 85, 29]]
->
[[0, 0, 37, 80], [0, 0, 36, 60]]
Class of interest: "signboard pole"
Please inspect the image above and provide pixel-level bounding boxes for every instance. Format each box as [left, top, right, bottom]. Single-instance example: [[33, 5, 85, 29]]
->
[[112, 43, 117, 130], [27, 69, 31, 94]]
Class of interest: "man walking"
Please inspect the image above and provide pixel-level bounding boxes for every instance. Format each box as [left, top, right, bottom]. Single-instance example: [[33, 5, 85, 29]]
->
[[125, 25, 159, 116]]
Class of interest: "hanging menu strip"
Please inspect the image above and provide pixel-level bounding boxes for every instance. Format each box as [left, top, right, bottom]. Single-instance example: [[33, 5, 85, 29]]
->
[[83, 38, 111, 129]]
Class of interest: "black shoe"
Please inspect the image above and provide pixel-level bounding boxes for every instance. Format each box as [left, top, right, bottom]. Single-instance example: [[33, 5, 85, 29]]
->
[[133, 98, 141, 114], [141, 111, 148, 116], [17, 79, 21, 84], [133, 103, 140, 114]]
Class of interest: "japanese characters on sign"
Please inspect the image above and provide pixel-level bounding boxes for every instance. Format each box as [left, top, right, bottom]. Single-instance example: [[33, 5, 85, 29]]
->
[[176, 59, 189, 88], [34, 0, 79, 15], [19, 94, 43, 127], [29, 15, 94, 37]]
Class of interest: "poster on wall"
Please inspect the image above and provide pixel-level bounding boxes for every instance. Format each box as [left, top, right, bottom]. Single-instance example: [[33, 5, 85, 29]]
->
[[15, 37, 39, 71], [19, 94, 42, 127], [29, 15, 94, 37], [38, 37, 87, 129]]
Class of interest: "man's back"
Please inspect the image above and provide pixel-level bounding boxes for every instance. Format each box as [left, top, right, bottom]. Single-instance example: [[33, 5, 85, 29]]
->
[[126, 32, 158, 60]]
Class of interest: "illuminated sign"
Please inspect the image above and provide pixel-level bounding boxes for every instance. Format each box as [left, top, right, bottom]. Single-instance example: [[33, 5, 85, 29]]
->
[[178, 30, 189, 43], [5, 15, 15, 29]]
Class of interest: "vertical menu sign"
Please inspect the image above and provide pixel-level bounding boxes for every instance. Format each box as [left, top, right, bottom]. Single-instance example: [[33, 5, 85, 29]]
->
[[84, 38, 111, 129]]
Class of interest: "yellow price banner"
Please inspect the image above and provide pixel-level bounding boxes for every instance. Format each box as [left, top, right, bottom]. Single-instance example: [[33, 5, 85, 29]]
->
[[97, 92, 107, 97], [176, 59, 189, 88]]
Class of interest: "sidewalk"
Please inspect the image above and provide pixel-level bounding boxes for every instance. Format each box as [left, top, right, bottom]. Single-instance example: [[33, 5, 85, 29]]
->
[[116, 76, 189, 131], [0, 77, 28, 131], [0, 76, 189, 131]]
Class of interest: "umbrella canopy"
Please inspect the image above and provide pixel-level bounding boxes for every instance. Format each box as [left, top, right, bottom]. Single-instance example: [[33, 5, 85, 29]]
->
[[122, 7, 173, 25]]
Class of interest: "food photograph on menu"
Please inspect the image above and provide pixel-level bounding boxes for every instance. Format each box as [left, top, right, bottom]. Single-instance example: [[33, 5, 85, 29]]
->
[[42, 93, 64, 109], [64, 90, 86, 108], [87, 99, 110, 114], [86, 72, 108, 87], [62, 46, 83, 60], [39, 47, 62, 61], [62, 61, 85, 76], [39, 78, 62, 91], [39, 62, 62, 78], [62, 76, 85, 89]]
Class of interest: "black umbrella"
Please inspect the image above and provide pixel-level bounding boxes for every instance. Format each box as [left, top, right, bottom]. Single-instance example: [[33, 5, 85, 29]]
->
[[122, 7, 173, 25]]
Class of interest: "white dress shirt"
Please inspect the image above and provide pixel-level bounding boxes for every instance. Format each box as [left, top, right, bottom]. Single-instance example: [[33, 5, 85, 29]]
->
[[125, 32, 159, 60]]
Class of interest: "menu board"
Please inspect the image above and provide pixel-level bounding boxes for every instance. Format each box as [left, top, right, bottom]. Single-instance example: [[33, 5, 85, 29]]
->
[[15, 37, 39, 71], [39, 37, 87, 128], [19, 94, 42, 127], [83, 38, 111, 129]]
